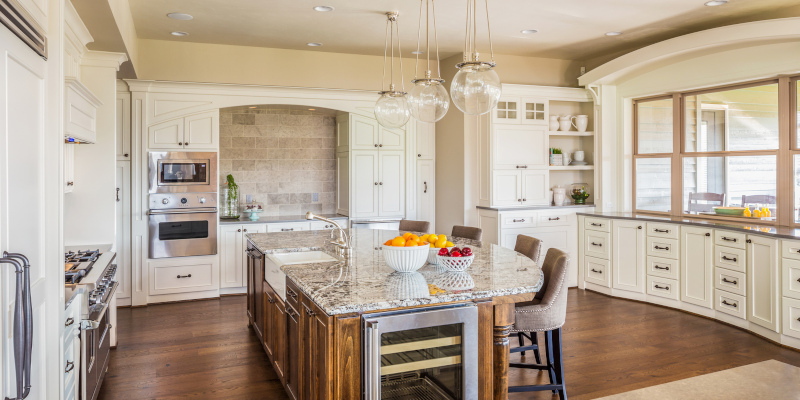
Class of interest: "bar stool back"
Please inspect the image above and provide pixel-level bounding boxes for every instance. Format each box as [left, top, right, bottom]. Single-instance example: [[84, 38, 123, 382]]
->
[[398, 219, 430, 233], [451, 225, 483, 241]]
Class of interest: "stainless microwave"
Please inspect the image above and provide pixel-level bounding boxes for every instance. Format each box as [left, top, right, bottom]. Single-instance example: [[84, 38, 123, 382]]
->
[[148, 152, 217, 193]]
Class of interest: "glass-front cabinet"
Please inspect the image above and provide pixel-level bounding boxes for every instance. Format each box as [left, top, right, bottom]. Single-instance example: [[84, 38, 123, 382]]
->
[[363, 305, 478, 400]]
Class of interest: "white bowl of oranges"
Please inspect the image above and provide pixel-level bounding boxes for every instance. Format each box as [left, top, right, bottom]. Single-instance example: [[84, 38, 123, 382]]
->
[[419, 234, 454, 264], [381, 233, 431, 273]]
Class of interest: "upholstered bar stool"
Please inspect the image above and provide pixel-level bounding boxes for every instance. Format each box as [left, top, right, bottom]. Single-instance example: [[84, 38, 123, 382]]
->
[[509, 248, 569, 399], [398, 219, 430, 233], [514, 234, 542, 264], [451, 225, 483, 241]]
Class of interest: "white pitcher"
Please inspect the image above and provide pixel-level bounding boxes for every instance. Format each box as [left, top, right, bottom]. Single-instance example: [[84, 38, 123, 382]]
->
[[558, 115, 572, 131], [549, 115, 559, 131], [571, 115, 589, 132]]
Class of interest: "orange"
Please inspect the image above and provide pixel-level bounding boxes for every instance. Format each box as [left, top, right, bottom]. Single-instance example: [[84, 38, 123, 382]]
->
[[391, 237, 406, 247], [408, 234, 419, 242], [384, 240, 393, 246], [402, 232, 413, 240], [405, 241, 418, 247]]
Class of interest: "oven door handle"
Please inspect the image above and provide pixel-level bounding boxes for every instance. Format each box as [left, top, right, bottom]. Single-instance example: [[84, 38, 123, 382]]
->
[[81, 281, 119, 331], [148, 208, 218, 215], [364, 320, 381, 400]]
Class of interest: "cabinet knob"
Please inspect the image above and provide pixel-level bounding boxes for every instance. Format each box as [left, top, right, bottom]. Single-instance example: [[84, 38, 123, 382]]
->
[[418, 154, 422, 157], [379, 182, 383, 185], [178, 142, 183, 146], [67, 181, 74, 186], [237, 229, 242, 232], [637, 226, 642, 229], [522, 198, 526, 202], [374, 182, 378, 185], [374, 144, 378, 147], [123, 153, 129, 157], [243, 229, 247, 232], [746, 239, 752, 243], [379, 144, 383, 147], [705, 233, 711, 236], [185, 142, 189, 146]]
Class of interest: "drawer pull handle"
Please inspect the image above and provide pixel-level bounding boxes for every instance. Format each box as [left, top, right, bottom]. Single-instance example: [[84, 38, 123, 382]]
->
[[795, 249, 800, 253], [548, 217, 560, 221], [654, 285, 669, 290], [65, 361, 74, 373], [746, 239, 752, 243], [590, 269, 602, 274], [797, 278, 800, 283], [721, 237, 737, 242], [638, 226, 642, 229], [286, 307, 297, 317], [512, 219, 526, 222], [654, 246, 669, 251], [705, 233, 711, 237], [721, 256, 737, 262], [65, 317, 74, 327], [591, 242, 602, 247], [287, 289, 298, 299], [722, 300, 737, 308], [722, 278, 738, 285], [654, 229, 670, 233], [590, 223, 602, 227], [654, 265, 669, 271], [177, 274, 192, 279], [281, 228, 294, 232]]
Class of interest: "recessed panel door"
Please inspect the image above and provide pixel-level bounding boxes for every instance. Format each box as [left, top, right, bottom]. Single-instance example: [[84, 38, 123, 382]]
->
[[379, 151, 404, 217], [352, 151, 379, 217]]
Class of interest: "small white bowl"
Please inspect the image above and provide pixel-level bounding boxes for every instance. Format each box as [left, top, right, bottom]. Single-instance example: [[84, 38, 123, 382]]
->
[[384, 272, 430, 299], [437, 254, 475, 272], [382, 245, 429, 273], [435, 271, 475, 291]]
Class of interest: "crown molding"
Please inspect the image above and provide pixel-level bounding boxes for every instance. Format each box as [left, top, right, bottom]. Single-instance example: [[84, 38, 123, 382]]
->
[[82, 51, 128, 71]]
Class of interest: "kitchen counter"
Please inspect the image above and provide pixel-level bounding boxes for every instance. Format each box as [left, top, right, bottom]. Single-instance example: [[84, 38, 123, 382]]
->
[[478, 203, 596, 212], [246, 229, 543, 315], [220, 213, 348, 225], [577, 211, 800, 240]]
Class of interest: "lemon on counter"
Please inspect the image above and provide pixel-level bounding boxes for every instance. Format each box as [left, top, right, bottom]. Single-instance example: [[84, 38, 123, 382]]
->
[[428, 234, 439, 244], [445, 241, 454, 247]]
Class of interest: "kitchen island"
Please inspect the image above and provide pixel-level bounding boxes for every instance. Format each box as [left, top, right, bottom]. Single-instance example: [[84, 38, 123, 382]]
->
[[245, 228, 543, 400]]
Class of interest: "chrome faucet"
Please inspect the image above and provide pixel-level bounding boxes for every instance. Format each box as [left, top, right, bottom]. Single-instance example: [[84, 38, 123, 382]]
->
[[306, 212, 352, 257]]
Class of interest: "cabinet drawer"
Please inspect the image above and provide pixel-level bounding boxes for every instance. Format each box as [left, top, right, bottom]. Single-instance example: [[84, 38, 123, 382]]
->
[[783, 297, 800, 340], [715, 290, 746, 319], [783, 258, 800, 300], [584, 217, 610, 232], [501, 214, 536, 228], [285, 277, 302, 311], [782, 239, 800, 261], [714, 230, 746, 250], [149, 263, 215, 295], [267, 222, 310, 233], [584, 230, 610, 260], [715, 246, 746, 273], [646, 223, 679, 240], [646, 256, 679, 280], [715, 268, 746, 297], [536, 212, 571, 227], [584, 256, 610, 287], [646, 276, 679, 301], [646, 237, 679, 260]]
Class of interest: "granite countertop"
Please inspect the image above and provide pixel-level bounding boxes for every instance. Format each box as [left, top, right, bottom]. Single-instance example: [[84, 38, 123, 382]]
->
[[246, 229, 544, 315], [578, 211, 800, 240], [220, 213, 348, 225], [478, 203, 596, 212]]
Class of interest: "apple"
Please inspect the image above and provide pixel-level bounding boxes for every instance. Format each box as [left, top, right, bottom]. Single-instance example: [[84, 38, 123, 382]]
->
[[450, 247, 461, 254], [450, 251, 463, 257], [438, 248, 449, 256], [462, 247, 472, 256]]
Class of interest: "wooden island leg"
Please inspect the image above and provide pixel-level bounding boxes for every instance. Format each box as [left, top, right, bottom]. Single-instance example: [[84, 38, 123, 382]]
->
[[493, 303, 515, 400]]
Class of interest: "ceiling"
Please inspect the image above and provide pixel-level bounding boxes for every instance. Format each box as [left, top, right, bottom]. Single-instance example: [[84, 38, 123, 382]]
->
[[129, 0, 800, 62]]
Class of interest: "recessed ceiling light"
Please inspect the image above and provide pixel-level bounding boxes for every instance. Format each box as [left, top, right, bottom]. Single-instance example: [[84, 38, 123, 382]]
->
[[167, 12, 193, 20], [704, 0, 728, 6], [521, 29, 538, 34], [313, 6, 334, 12], [171, 31, 189, 36], [307, 42, 323, 47], [605, 31, 622, 36], [411, 50, 424, 55]]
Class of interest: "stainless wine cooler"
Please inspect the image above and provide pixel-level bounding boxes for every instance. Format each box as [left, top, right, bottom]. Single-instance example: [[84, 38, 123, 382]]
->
[[363, 304, 478, 400]]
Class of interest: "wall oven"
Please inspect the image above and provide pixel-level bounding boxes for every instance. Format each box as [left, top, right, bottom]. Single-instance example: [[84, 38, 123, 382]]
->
[[363, 304, 478, 400], [148, 151, 217, 193], [148, 193, 218, 259]]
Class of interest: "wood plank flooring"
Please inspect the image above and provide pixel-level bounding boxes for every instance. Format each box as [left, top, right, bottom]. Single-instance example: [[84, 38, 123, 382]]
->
[[98, 289, 800, 399]]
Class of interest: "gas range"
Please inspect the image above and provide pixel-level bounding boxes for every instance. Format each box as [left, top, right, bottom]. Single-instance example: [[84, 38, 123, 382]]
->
[[64, 249, 117, 319]]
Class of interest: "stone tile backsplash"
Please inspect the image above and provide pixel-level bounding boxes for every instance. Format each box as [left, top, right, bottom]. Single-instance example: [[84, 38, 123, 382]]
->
[[219, 106, 337, 217]]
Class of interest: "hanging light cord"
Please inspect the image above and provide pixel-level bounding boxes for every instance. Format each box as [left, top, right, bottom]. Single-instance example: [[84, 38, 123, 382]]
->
[[396, 15, 405, 91], [485, 0, 494, 62], [381, 13, 405, 93], [432, 0, 441, 78], [382, 18, 389, 92], [414, 0, 423, 79]]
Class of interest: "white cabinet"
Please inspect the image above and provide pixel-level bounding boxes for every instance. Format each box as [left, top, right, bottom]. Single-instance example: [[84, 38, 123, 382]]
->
[[416, 159, 435, 231], [415, 121, 435, 159], [493, 97, 548, 125], [147, 110, 219, 150], [584, 256, 611, 288], [378, 151, 404, 217], [65, 78, 102, 143], [611, 220, 645, 294], [266, 222, 309, 233], [680, 226, 714, 309], [492, 171, 522, 206], [521, 170, 549, 205], [350, 114, 380, 150], [351, 151, 380, 217], [221, 224, 267, 289], [63, 295, 81, 400], [746, 235, 780, 331], [379, 126, 405, 150], [349, 150, 404, 219], [493, 125, 548, 170], [64, 144, 75, 193], [115, 162, 131, 300], [116, 92, 131, 160], [336, 152, 349, 215]]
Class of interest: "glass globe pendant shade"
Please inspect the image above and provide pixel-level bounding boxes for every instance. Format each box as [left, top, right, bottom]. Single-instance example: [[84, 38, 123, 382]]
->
[[374, 91, 411, 129], [407, 78, 450, 123], [451, 62, 502, 116]]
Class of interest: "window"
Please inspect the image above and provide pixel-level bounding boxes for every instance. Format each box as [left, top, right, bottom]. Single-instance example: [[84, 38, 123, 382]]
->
[[683, 156, 776, 215], [525, 102, 545, 121], [636, 97, 673, 154], [496, 101, 517, 120], [636, 158, 671, 212]]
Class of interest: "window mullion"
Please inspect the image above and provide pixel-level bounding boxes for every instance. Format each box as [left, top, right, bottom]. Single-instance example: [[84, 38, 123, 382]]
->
[[671, 93, 683, 217]]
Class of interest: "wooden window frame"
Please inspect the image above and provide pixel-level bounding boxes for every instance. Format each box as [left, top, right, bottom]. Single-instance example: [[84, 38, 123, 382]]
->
[[632, 77, 798, 226]]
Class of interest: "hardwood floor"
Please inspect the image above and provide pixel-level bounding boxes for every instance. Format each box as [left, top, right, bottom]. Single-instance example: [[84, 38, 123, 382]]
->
[[98, 290, 800, 400]]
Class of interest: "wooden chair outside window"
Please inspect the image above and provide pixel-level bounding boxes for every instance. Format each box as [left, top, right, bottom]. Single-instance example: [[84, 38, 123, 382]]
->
[[687, 192, 725, 213], [740, 194, 776, 209]]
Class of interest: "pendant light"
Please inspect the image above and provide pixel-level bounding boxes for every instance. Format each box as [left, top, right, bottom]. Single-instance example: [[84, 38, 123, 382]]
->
[[374, 12, 411, 129], [407, 0, 449, 123], [451, 0, 501, 115]]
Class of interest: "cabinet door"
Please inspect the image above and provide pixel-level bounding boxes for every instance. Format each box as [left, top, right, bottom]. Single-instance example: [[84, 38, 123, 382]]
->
[[351, 151, 379, 217], [415, 120, 435, 159], [253, 253, 265, 341], [521, 98, 547, 125], [273, 298, 287, 382], [350, 114, 379, 150], [492, 171, 522, 206], [493, 125, 548, 170], [378, 151, 404, 217], [116, 93, 131, 160], [747, 235, 780, 331], [336, 113, 349, 153], [303, 300, 332, 400], [416, 159, 435, 232], [220, 225, 244, 288], [263, 284, 275, 360], [680, 227, 714, 308], [64, 144, 74, 193], [521, 170, 549, 205], [612, 220, 646, 293], [285, 304, 301, 400], [184, 111, 218, 149], [493, 98, 520, 124], [379, 126, 405, 150], [247, 250, 255, 323], [148, 118, 184, 149], [336, 152, 350, 215], [115, 162, 131, 299]]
